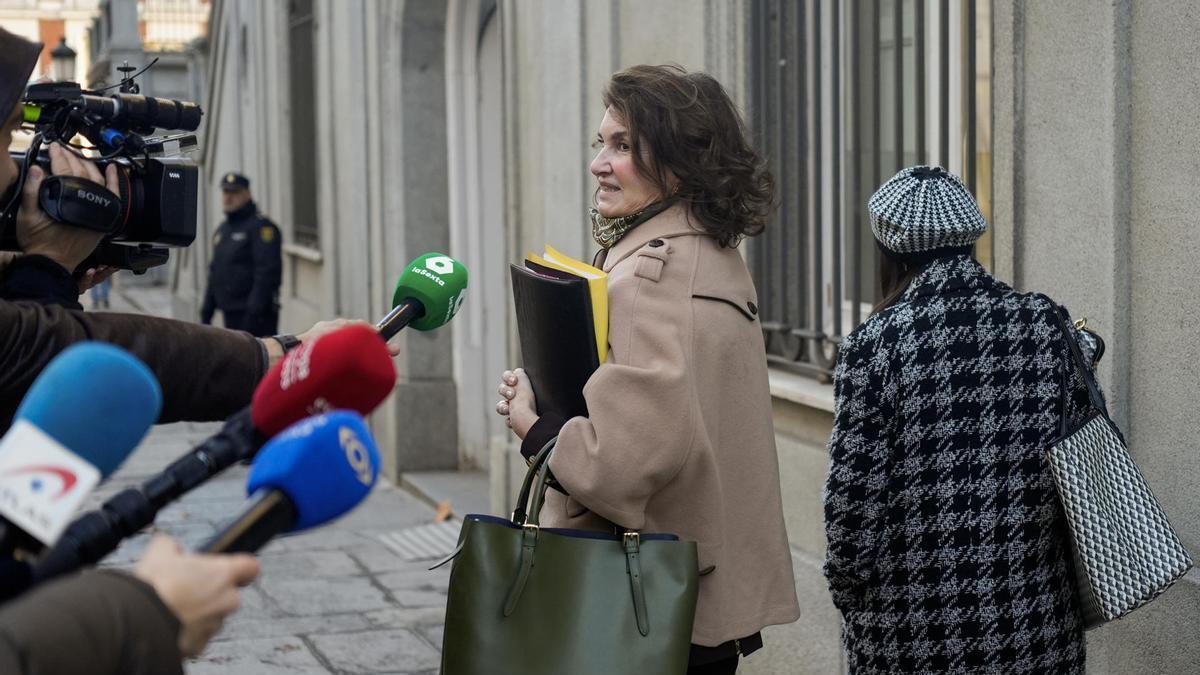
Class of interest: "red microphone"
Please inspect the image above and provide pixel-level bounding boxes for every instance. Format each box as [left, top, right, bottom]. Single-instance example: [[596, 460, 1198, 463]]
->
[[252, 324, 397, 436]]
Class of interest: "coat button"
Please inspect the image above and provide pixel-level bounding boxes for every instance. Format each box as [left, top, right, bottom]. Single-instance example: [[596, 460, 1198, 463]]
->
[[648, 239, 664, 248], [747, 301, 758, 315]]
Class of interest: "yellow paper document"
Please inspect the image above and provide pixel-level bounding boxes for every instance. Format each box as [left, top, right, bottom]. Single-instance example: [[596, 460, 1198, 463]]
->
[[524, 245, 608, 363]]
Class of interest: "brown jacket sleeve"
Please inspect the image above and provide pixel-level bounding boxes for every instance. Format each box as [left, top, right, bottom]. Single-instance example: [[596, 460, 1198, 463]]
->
[[0, 569, 183, 675], [0, 300, 266, 428]]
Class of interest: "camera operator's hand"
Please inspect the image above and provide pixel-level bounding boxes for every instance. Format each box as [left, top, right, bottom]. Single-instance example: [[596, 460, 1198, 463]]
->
[[77, 265, 117, 294], [133, 535, 260, 657], [17, 143, 120, 273]]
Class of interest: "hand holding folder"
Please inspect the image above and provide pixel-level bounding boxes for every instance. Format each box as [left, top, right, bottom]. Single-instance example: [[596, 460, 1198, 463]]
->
[[510, 246, 608, 420]]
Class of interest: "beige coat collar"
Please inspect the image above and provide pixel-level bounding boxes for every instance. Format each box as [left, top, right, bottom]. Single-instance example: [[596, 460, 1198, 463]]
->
[[598, 203, 705, 273]]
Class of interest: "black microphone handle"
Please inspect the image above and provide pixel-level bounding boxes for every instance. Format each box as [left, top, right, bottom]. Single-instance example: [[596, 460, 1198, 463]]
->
[[0, 522, 19, 559], [33, 407, 263, 583], [199, 490, 297, 554], [375, 298, 425, 341], [35, 484, 166, 583], [0, 558, 33, 603], [141, 407, 261, 509], [32, 510, 125, 582]]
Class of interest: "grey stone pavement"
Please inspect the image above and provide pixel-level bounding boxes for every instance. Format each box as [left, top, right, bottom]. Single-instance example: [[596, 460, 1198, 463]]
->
[[85, 280, 454, 675]]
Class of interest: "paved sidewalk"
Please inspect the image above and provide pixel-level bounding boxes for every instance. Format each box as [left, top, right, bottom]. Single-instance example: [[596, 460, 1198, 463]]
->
[[100, 275, 176, 317], [87, 282, 452, 674]]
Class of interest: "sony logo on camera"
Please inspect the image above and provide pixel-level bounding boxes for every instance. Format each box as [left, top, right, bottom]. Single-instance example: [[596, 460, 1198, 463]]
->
[[76, 188, 112, 209]]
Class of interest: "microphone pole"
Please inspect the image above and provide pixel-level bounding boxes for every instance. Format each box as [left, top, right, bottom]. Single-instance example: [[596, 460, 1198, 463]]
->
[[375, 299, 423, 341], [32, 408, 260, 582], [198, 410, 380, 555], [201, 491, 296, 554]]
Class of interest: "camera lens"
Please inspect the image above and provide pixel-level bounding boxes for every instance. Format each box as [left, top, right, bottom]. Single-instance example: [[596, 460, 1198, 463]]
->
[[112, 94, 203, 132], [79, 94, 203, 132]]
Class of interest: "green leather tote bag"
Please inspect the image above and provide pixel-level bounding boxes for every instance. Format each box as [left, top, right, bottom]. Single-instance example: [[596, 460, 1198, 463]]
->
[[438, 439, 699, 675]]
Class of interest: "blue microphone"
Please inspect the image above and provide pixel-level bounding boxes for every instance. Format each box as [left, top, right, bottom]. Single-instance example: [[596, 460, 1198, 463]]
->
[[200, 410, 380, 553], [0, 343, 161, 552]]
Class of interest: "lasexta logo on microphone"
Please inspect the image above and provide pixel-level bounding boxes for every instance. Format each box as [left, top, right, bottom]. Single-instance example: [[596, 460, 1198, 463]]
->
[[418, 255, 467, 324], [445, 289, 466, 325], [411, 264, 447, 287], [425, 256, 456, 276]]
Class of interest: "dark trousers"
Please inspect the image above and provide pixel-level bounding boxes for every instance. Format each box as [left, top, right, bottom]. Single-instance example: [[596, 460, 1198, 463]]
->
[[221, 309, 278, 337], [687, 655, 739, 674]]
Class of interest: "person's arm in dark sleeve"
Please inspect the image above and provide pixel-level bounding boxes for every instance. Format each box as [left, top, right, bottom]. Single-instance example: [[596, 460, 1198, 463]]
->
[[520, 412, 569, 495], [520, 412, 567, 461], [0, 300, 267, 427], [0, 569, 183, 675], [247, 221, 281, 315], [0, 254, 83, 309], [823, 326, 898, 614]]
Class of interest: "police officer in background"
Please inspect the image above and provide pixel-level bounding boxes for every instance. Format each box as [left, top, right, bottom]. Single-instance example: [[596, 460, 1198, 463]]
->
[[200, 172, 282, 336]]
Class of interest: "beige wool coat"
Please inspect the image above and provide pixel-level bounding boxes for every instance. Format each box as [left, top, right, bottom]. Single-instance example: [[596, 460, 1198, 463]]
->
[[540, 203, 801, 647]]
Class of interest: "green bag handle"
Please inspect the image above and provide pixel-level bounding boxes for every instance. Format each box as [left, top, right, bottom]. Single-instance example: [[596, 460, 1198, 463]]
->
[[502, 438, 651, 636], [525, 441, 558, 528], [503, 440, 556, 617], [430, 439, 557, 573], [510, 437, 557, 526]]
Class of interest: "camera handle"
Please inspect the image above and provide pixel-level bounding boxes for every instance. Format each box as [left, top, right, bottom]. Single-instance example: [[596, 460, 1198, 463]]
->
[[37, 175, 122, 234]]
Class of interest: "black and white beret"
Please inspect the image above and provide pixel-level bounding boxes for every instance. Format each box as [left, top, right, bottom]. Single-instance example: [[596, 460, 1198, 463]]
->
[[867, 165, 987, 262]]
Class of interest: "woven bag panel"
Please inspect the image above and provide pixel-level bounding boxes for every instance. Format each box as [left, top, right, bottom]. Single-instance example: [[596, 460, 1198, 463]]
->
[[1048, 415, 1193, 626]]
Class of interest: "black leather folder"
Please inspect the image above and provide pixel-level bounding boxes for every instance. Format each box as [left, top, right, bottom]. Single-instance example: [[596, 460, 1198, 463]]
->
[[510, 263, 600, 420]]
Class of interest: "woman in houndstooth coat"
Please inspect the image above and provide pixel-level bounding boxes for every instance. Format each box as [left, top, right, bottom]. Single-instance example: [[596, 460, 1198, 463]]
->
[[823, 166, 1099, 674]]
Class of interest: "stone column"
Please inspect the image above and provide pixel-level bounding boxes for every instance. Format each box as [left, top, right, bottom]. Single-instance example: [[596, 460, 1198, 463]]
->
[[90, 0, 143, 86], [368, 0, 459, 476]]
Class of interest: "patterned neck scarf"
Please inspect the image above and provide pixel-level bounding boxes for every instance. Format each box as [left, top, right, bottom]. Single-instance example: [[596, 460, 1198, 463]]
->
[[589, 198, 677, 249]]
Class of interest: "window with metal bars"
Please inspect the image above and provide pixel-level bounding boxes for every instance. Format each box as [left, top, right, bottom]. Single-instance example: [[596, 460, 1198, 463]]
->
[[749, 0, 992, 381], [288, 0, 319, 248]]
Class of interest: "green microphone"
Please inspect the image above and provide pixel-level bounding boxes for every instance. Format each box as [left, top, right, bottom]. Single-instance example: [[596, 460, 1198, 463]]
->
[[376, 253, 469, 339]]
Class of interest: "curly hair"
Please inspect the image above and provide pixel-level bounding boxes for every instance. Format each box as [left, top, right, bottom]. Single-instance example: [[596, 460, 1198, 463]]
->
[[600, 64, 775, 247]]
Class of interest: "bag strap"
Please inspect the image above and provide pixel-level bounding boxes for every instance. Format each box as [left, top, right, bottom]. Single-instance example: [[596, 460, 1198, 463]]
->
[[1056, 339, 1072, 439], [624, 532, 650, 636], [1036, 294, 1106, 423], [503, 440, 555, 616], [503, 440, 652, 635], [526, 444, 558, 528], [510, 438, 556, 525]]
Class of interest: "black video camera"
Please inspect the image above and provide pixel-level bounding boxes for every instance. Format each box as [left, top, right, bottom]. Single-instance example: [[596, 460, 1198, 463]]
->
[[0, 63, 202, 273]]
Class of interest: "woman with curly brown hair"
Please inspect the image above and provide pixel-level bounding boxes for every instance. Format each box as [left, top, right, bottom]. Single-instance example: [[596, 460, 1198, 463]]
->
[[495, 64, 800, 674]]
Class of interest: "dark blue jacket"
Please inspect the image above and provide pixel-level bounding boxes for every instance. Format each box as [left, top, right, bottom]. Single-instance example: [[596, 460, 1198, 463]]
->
[[200, 201, 281, 321]]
